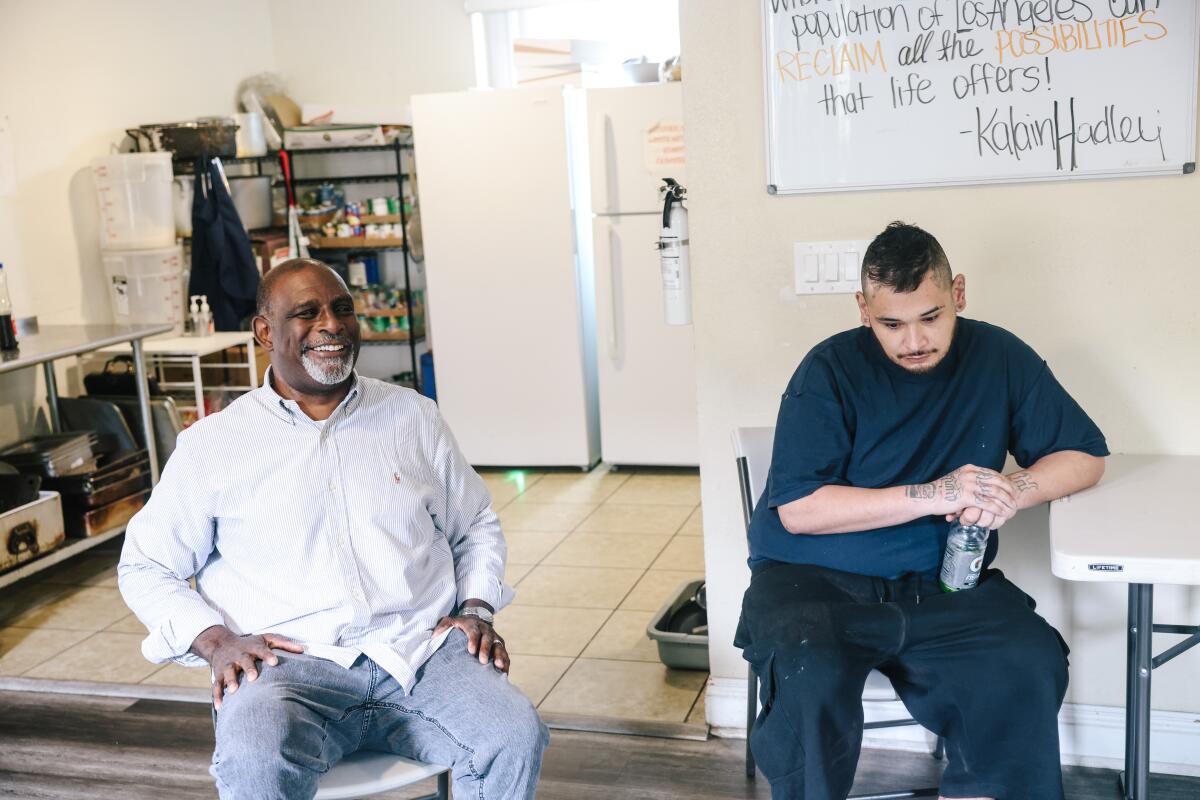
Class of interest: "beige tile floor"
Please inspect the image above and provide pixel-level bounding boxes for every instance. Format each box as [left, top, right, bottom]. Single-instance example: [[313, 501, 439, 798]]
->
[[0, 467, 710, 727]]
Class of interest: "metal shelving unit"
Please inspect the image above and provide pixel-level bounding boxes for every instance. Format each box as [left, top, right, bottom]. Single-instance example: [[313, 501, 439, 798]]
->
[[291, 174, 405, 186], [166, 142, 424, 389], [287, 139, 423, 391], [172, 152, 279, 175]]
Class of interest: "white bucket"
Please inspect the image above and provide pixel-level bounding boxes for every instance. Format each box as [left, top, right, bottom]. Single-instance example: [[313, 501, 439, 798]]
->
[[101, 244, 185, 335], [91, 153, 175, 250], [173, 176, 193, 237]]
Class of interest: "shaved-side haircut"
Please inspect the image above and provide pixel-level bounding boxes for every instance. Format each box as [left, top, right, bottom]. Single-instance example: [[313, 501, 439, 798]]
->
[[861, 222, 952, 295]]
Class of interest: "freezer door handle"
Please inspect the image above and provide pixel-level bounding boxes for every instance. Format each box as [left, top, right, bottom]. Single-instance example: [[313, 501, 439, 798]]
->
[[606, 222, 619, 359], [602, 113, 615, 214]]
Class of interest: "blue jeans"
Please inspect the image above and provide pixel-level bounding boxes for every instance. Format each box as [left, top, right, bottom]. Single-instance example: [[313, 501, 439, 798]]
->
[[210, 630, 549, 799]]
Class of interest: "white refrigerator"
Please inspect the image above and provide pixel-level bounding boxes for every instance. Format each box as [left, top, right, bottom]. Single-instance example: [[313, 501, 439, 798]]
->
[[412, 86, 600, 468], [588, 83, 699, 466]]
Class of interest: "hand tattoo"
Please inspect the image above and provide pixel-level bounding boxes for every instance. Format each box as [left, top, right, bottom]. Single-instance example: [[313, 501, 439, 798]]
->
[[906, 483, 936, 500], [1010, 471, 1039, 495], [939, 474, 962, 503]]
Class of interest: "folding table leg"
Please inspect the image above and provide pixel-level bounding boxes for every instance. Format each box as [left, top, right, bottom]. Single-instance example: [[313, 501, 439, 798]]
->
[[1123, 583, 1153, 800]]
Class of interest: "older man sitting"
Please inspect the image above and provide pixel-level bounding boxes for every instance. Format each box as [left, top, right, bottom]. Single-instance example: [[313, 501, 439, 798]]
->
[[119, 259, 547, 800]]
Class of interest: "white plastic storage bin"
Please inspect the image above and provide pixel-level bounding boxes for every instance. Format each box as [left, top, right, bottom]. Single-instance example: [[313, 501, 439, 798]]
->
[[101, 245, 186, 335], [91, 153, 175, 250], [0, 491, 64, 574]]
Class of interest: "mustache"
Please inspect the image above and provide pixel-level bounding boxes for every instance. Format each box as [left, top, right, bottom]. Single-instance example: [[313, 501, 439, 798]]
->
[[900, 350, 937, 358], [302, 337, 353, 353]]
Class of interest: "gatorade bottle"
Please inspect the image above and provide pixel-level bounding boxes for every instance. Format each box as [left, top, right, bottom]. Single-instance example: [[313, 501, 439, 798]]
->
[[939, 522, 989, 592], [0, 264, 19, 351]]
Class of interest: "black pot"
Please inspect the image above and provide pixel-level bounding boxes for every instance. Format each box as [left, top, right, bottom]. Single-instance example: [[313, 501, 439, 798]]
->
[[131, 118, 239, 159]]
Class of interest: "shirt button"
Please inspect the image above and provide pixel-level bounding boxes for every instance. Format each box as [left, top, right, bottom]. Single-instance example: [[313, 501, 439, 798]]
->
[[329, 483, 336, 492]]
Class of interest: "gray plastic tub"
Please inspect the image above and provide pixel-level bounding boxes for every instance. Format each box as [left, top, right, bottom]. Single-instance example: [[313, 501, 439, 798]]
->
[[646, 578, 709, 671]]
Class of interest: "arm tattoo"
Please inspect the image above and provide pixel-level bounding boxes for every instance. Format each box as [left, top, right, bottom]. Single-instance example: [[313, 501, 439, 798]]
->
[[906, 483, 936, 500], [1010, 471, 1040, 495]]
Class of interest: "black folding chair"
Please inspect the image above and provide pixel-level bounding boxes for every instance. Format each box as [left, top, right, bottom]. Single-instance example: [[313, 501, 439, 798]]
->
[[733, 425, 943, 797]]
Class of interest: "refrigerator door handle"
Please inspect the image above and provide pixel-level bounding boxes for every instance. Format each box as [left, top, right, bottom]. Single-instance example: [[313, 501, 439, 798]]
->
[[603, 113, 616, 214], [606, 222, 619, 359]]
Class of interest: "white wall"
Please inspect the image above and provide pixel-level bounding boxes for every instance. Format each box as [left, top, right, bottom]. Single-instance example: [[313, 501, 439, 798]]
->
[[269, 0, 476, 120], [680, 0, 1200, 722], [0, 0, 277, 442]]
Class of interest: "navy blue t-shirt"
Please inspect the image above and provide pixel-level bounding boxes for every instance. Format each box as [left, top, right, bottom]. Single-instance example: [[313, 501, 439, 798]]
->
[[747, 318, 1109, 579]]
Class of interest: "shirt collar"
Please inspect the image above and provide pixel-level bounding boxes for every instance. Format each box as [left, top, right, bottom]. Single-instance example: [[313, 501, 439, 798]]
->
[[256, 366, 363, 425]]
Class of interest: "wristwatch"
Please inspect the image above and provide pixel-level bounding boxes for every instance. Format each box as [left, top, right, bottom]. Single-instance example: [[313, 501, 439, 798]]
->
[[457, 605, 494, 625]]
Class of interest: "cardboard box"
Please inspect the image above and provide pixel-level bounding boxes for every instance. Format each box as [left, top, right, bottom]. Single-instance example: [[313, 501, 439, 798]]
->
[[249, 228, 292, 275], [283, 125, 385, 150]]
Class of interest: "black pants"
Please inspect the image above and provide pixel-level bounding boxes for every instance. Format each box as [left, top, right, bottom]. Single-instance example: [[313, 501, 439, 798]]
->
[[736, 561, 1070, 800]]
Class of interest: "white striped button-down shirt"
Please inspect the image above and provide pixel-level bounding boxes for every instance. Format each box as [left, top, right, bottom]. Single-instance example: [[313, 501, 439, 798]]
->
[[118, 371, 512, 692]]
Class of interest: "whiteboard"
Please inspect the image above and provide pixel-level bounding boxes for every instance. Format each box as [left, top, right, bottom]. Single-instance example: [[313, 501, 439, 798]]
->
[[762, 0, 1200, 193]]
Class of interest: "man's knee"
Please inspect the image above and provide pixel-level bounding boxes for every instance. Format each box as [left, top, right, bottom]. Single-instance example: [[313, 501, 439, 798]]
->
[[217, 676, 284, 733], [993, 619, 1069, 697], [213, 677, 324, 770], [484, 689, 549, 763], [512, 698, 550, 759]]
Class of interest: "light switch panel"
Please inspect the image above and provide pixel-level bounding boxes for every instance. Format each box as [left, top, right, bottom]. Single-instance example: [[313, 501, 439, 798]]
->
[[794, 239, 872, 294]]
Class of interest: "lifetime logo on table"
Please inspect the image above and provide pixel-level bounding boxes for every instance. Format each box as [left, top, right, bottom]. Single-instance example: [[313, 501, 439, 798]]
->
[[1088, 563, 1125, 572]]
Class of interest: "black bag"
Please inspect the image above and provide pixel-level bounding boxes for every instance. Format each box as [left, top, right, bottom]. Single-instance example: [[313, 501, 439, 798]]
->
[[189, 157, 260, 331], [83, 356, 161, 397], [0, 462, 40, 514]]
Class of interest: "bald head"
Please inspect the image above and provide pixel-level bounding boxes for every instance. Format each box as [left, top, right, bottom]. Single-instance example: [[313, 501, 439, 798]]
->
[[256, 259, 346, 318]]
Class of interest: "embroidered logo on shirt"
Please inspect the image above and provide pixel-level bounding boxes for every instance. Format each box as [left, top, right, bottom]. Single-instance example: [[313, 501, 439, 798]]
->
[[393, 473, 402, 484]]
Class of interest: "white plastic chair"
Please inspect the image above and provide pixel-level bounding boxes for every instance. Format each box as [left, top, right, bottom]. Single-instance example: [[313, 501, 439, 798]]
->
[[732, 425, 942, 797], [314, 751, 450, 800]]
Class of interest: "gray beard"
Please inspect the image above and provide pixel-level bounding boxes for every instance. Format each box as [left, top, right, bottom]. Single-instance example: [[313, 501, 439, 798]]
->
[[301, 351, 354, 385]]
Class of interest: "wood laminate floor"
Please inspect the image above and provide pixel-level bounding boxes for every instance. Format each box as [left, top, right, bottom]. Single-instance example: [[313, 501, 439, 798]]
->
[[2, 690, 1198, 799]]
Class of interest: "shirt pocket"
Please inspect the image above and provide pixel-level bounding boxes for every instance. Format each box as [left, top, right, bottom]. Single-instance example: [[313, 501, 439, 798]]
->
[[356, 459, 441, 545]]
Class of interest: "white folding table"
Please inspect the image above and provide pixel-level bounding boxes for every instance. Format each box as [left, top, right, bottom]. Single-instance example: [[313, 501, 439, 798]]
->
[[101, 331, 258, 421], [1049, 454, 1200, 800]]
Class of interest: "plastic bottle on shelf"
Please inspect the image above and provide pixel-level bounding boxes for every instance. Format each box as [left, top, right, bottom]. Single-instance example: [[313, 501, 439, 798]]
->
[[198, 295, 214, 336], [188, 295, 201, 336], [0, 264, 20, 351]]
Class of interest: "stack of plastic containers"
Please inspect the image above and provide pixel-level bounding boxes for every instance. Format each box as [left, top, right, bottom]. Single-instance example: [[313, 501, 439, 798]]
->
[[91, 153, 184, 335]]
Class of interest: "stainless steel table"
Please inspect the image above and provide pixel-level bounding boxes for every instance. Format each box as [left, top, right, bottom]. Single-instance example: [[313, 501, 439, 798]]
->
[[1049, 454, 1200, 799], [0, 324, 174, 481], [0, 324, 174, 589]]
